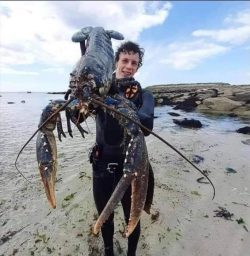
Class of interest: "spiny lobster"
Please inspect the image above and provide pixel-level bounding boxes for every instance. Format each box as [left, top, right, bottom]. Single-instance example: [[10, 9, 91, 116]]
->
[[15, 26, 215, 238]]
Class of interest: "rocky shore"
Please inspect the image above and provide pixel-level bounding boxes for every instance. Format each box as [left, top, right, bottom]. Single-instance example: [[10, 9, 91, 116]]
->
[[146, 83, 250, 118], [1, 89, 250, 255]]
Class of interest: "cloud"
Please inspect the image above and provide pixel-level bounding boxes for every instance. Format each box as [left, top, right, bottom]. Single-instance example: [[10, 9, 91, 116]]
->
[[0, 1, 77, 75], [192, 9, 250, 45], [50, 1, 171, 40], [0, 1, 171, 76], [154, 8, 249, 72], [0, 67, 39, 75], [159, 40, 229, 70]]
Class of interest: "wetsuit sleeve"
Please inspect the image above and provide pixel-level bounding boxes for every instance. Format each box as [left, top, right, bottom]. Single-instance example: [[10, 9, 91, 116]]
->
[[137, 89, 154, 136]]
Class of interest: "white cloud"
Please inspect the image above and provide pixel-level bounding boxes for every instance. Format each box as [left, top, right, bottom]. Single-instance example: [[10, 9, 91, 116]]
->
[[0, 2, 78, 68], [160, 40, 229, 70], [192, 9, 250, 45], [0, 1, 171, 75], [224, 8, 250, 26], [1, 47, 35, 65], [0, 67, 39, 75], [50, 1, 171, 40]]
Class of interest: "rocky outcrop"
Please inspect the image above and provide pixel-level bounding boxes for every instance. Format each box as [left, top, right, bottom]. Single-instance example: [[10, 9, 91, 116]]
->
[[146, 83, 250, 118]]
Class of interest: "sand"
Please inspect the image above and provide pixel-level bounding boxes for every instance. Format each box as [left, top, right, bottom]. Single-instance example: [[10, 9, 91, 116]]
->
[[1, 123, 250, 255]]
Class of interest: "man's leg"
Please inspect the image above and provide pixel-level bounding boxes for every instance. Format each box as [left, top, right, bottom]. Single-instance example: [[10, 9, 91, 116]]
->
[[93, 174, 115, 256]]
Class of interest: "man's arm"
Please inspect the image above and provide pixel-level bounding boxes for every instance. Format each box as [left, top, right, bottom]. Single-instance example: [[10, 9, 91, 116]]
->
[[137, 89, 154, 136]]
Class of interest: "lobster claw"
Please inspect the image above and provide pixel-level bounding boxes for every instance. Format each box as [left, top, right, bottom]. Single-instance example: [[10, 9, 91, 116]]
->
[[36, 130, 57, 208]]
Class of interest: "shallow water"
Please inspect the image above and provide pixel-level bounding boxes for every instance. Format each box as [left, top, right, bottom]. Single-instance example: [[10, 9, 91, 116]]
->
[[154, 105, 250, 134], [0, 92, 249, 195], [0, 92, 250, 255], [0, 92, 96, 196]]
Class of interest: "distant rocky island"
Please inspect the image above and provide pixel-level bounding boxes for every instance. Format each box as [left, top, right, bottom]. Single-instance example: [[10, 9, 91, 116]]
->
[[145, 83, 250, 118]]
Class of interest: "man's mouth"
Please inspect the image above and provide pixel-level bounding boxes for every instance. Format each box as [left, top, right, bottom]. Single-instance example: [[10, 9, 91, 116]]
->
[[123, 72, 132, 77]]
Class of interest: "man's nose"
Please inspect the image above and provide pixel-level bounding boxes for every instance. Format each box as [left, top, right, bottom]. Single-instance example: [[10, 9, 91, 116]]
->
[[125, 61, 133, 69]]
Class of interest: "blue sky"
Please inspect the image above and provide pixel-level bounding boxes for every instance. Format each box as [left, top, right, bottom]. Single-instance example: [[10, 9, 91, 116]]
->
[[0, 1, 250, 92]]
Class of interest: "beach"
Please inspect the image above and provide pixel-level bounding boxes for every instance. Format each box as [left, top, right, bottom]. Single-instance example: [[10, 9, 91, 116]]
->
[[0, 92, 250, 255]]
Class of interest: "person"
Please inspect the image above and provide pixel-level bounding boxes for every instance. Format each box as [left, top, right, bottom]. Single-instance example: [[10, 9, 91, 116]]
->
[[90, 41, 155, 256]]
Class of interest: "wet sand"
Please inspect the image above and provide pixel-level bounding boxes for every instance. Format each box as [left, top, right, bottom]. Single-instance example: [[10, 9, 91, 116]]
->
[[1, 125, 250, 255]]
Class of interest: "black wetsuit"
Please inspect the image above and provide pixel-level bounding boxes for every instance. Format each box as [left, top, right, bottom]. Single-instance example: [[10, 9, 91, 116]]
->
[[91, 81, 154, 256]]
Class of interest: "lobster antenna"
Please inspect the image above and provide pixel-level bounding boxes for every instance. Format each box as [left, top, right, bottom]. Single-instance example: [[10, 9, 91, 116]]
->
[[91, 97, 215, 200], [14, 98, 74, 182]]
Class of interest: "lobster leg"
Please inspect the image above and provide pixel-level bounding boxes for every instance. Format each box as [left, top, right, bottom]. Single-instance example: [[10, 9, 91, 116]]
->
[[56, 113, 66, 142], [65, 105, 89, 138], [65, 109, 73, 138], [69, 114, 88, 138]]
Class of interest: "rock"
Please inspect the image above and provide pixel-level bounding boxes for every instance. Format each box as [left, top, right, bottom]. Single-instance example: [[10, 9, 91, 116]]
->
[[168, 112, 180, 117], [233, 106, 250, 117], [195, 88, 218, 100], [156, 98, 164, 105], [225, 167, 237, 174], [173, 118, 202, 128], [228, 113, 238, 117], [228, 91, 250, 102], [203, 97, 243, 111], [241, 139, 250, 145], [146, 84, 250, 117], [236, 126, 250, 135], [192, 155, 204, 164], [7, 102, 15, 104], [173, 97, 198, 112], [21, 100, 25, 103]]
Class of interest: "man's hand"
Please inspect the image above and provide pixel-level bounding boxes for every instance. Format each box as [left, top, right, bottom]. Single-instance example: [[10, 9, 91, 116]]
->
[[116, 77, 140, 92], [116, 77, 141, 99]]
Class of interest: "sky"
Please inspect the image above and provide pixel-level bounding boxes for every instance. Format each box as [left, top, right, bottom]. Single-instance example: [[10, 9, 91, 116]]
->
[[0, 1, 250, 92]]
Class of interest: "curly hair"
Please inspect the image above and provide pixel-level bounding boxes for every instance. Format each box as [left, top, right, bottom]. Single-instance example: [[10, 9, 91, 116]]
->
[[115, 41, 144, 68]]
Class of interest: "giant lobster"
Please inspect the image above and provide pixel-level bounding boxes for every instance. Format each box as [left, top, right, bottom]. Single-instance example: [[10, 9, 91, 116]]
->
[[15, 26, 215, 238]]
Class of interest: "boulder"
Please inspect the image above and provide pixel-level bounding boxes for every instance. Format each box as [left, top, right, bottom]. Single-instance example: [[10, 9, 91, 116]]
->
[[173, 97, 198, 112], [199, 97, 243, 112], [195, 88, 218, 100], [168, 112, 180, 117], [236, 126, 250, 135], [228, 91, 250, 102], [173, 118, 202, 128]]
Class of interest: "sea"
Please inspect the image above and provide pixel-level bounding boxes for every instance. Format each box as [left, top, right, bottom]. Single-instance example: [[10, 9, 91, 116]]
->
[[0, 92, 249, 195]]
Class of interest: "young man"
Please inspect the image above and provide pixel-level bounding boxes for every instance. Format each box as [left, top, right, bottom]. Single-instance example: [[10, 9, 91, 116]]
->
[[90, 41, 154, 256]]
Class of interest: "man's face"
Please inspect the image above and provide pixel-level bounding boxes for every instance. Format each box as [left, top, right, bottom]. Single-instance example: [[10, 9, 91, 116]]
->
[[115, 51, 139, 79]]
